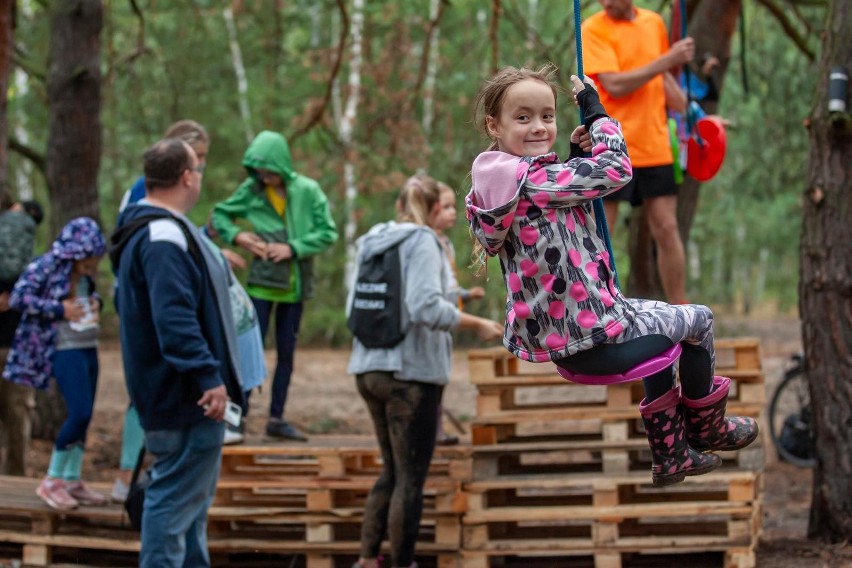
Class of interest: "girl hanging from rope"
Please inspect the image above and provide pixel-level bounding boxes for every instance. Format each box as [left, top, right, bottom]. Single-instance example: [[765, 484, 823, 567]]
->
[[466, 65, 758, 486]]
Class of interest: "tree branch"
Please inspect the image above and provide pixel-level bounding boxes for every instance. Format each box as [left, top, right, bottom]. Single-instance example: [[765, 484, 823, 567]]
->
[[289, 0, 349, 143], [754, 0, 816, 61], [9, 135, 46, 175], [409, 0, 448, 103], [110, 0, 152, 70], [503, 0, 572, 76]]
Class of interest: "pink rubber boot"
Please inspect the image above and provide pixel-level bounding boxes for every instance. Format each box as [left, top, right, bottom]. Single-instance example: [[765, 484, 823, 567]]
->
[[640, 387, 721, 487], [682, 376, 760, 452]]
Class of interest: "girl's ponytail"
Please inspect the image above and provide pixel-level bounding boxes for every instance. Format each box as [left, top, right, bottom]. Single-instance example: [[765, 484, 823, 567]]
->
[[397, 172, 445, 227]]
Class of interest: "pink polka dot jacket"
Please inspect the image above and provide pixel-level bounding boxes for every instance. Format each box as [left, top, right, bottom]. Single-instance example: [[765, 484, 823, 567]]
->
[[466, 118, 634, 363]]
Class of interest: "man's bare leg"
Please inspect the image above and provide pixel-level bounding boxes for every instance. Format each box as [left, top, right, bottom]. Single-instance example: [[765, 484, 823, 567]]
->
[[644, 195, 688, 304], [603, 200, 620, 237]]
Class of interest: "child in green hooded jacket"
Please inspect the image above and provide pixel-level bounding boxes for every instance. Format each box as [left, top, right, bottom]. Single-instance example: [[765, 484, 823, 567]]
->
[[212, 131, 338, 441]]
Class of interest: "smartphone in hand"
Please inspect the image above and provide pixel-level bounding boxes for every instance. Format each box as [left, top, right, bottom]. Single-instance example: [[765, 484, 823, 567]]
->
[[223, 401, 242, 428], [203, 401, 243, 428]]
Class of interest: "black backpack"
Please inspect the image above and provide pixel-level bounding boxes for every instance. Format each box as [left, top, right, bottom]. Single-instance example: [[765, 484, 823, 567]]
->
[[347, 241, 406, 349]]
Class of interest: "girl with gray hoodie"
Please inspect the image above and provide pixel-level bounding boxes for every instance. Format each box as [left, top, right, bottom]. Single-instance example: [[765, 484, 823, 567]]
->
[[347, 174, 502, 568]]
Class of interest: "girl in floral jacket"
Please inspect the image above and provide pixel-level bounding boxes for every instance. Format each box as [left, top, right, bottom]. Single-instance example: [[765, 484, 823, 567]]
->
[[3, 217, 108, 509], [466, 66, 758, 487]]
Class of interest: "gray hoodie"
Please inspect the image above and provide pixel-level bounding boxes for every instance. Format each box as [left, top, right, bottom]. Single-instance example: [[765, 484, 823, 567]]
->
[[346, 221, 461, 384]]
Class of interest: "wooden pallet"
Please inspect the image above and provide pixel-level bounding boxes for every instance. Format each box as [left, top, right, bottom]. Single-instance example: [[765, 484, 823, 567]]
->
[[208, 506, 462, 549], [215, 474, 466, 511], [471, 368, 764, 419], [468, 337, 765, 415], [461, 470, 761, 568], [0, 476, 137, 566], [468, 424, 764, 480], [463, 469, 760, 542], [459, 548, 755, 568], [220, 435, 471, 481]]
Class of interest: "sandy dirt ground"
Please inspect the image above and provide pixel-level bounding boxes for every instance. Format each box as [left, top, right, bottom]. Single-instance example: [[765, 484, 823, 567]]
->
[[16, 313, 852, 567]]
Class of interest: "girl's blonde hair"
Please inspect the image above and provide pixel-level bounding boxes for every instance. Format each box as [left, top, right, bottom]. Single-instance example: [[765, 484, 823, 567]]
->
[[397, 171, 452, 227], [473, 64, 559, 151], [163, 120, 209, 151]]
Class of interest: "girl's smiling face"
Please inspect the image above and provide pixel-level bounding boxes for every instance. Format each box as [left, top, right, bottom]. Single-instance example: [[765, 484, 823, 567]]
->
[[486, 78, 557, 157]]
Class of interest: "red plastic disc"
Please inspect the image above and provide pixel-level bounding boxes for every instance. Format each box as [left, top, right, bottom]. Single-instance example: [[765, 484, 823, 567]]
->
[[687, 116, 727, 182]]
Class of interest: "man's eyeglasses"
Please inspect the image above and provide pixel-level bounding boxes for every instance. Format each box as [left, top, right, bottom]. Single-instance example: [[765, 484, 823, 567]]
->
[[189, 163, 206, 174]]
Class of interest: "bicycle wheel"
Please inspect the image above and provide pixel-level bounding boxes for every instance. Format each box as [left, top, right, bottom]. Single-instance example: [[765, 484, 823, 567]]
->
[[768, 362, 816, 467]]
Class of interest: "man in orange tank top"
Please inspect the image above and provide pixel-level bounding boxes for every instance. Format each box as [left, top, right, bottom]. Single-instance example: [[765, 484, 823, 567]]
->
[[582, 0, 694, 304]]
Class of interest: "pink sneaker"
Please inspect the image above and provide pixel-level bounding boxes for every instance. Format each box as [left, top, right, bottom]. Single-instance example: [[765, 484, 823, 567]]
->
[[36, 478, 79, 510], [66, 480, 108, 506]]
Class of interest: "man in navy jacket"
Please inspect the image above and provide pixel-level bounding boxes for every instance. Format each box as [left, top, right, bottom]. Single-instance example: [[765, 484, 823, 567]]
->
[[112, 138, 242, 567]]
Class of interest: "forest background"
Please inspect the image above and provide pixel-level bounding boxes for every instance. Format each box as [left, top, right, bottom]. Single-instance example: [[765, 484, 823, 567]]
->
[[4, 0, 823, 345]]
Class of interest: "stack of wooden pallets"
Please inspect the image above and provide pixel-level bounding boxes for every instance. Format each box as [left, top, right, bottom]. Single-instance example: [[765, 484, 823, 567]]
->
[[0, 438, 469, 568], [0, 476, 138, 566], [212, 435, 469, 568], [461, 338, 765, 568]]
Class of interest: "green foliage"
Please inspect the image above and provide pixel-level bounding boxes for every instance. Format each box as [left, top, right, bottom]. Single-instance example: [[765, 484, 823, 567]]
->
[[687, 4, 823, 312], [4, 0, 825, 344]]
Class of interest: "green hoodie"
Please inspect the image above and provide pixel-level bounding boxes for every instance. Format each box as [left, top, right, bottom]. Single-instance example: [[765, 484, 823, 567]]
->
[[212, 131, 338, 302]]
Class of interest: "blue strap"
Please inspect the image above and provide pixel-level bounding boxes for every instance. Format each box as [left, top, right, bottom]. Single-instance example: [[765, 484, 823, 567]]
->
[[574, 0, 620, 287]]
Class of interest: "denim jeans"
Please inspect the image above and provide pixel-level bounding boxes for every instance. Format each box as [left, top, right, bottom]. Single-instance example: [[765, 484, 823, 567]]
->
[[250, 299, 303, 420], [356, 372, 439, 567], [140, 418, 224, 568]]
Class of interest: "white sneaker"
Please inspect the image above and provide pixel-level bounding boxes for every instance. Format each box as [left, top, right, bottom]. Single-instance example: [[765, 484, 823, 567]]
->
[[223, 427, 244, 445], [111, 479, 129, 503]]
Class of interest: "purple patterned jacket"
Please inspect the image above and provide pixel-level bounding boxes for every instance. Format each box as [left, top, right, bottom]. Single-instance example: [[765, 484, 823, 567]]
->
[[466, 118, 635, 363], [2, 217, 106, 389]]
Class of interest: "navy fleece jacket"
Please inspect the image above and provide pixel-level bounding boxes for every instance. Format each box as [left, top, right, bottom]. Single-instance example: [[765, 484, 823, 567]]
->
[[112, 204, 241, 431]]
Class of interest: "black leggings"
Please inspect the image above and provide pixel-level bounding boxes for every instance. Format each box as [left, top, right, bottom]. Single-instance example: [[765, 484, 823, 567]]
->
[[555, 334, 713, 401], [356, 372, 440, 567]]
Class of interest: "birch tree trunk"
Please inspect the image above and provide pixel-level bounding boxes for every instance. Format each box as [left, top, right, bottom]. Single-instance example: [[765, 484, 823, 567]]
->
[[802, 0, 852, 541], [223, 6, 254, 144], [526, 0, 538, 66], [341, 0, 364, 288], [0, 0, 12, 203], [11, 0, 35, 202], [421, 0, 441, 137]]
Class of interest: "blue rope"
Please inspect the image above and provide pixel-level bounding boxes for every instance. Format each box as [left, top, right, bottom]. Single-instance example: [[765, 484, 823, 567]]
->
[[678, 0, 701, 140], [574, 4, 584, 80], [573, 0, 619, 287]]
